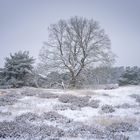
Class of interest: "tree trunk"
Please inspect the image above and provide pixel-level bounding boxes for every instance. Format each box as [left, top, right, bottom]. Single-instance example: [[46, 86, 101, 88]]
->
[[69, 77, 76, 88]]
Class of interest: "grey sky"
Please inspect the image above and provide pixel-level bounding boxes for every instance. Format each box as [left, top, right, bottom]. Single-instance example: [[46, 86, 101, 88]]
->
[[0, 0, 140, 67]]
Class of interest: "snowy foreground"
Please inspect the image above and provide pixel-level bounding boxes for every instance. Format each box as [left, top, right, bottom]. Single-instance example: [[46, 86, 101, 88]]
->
[[0, 86, 140, 140]]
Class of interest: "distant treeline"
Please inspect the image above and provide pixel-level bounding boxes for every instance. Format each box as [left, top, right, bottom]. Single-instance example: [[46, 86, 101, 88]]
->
[[37, 66, 140, 88], [0, 51, 140, 89]]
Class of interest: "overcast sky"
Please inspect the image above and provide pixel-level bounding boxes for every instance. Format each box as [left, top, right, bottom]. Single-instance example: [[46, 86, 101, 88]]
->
[[0, 0, 140, 67]]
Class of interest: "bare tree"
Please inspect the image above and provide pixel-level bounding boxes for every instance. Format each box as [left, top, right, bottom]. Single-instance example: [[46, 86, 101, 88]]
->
[[39, 16, 115, 87]]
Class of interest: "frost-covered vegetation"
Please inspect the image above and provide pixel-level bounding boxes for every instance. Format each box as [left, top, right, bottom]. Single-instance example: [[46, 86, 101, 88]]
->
[[1, 52, 140, 89], [0, 17, 140, 89], [119, 67, 140, 86], [0, 86, 140, 139], [0, 16, 140, 139], [1, 60, 140, 89], [0, 51, 35, 88]]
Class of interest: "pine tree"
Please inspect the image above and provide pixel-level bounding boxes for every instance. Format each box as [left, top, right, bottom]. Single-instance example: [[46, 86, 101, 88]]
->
[[119, 66, 140, 86], [0, 51, 35, 88]]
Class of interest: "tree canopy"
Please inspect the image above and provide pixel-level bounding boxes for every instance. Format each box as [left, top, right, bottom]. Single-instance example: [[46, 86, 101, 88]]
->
[[39, 16, 115, 87]]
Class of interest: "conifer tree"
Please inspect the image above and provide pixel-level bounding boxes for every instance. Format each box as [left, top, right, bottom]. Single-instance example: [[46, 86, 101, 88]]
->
[[0, 51, 35, 87]]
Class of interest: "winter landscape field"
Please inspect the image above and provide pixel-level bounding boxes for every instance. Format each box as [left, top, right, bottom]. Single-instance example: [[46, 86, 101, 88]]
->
[[0, 86, 140, 140], [1, 1, 140, 140]]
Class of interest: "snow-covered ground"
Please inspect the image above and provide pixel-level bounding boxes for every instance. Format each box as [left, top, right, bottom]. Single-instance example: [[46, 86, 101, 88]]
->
[[0, 86, 140, 140]]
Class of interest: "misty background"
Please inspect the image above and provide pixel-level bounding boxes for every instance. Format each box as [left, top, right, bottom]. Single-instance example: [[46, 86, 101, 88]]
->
[[0, 0, 140, 67]]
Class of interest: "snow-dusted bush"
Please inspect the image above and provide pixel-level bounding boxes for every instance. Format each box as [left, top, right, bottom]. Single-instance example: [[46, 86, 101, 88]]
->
[[0, 85, 13, 89], [0, 93, 20, 106], [15, 112, 41, 123], [37, 92, 59, 99], [104, 84, 119, 90], [136, 98, 140, 103], [130, 94, 140, 99], [129, 94, 140, 103], [65, 125, 91, 137], [101, 105, 115, 113], [102, 93, 110, 97], [115, 103, 136, 109], [0, 120, 131, 139], [42, 111, 72, 124], [0, 111, 12, 116], [88, 99, 100, 108], [21, 90, 37, 96], [58, 94, 79, 103], [21, 88, 42, 96], [39, 125, 65, 138], [107, 133, 129, 140], [0, 121, 20, 138], [0, 120, 65, 139], [0, 121, 40, 138], [21, 88, 59, 98], [58, 94, 90, 107], [5, 92, 23, 99], [134, 112, 140, 115], [65, 123, 105, 138], [72, 96, 90, 107], [42, 111, 64, 121], [106, 122, 138, 132]]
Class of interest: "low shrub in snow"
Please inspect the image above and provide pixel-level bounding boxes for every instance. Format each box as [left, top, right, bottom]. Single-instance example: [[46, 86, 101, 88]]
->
[[0, 111, 12, 116], [0, 121, 40, 138], [0, 85, 13, 89], [38, 125, 65, 138], [115, 103, 136, 109], [72, 96, 90, 107], [0, 120, 131, 139], [58, 94, 90, 107], [65, 123, 106, 138], [21, 89, 39, 96], [65, 122, 129, 139], [37, 92, 59, 99], [129, 94, 140, 103], [101, 105, 115, 113], [15, 112, 41, 123], [102, 93, 110, 97], [21, 88, 59, 99], [88, 99, 100, 108], [129, 94, 140, 99], [0, 93, 21, 106], [0, 120, 65, 139], [58, 94, 79, 103], [106, 133, 129, 140], [106, 122, 138, 132], [134, 112, 140, 115], [136, 98, 140, 103], [42, 111, 72, 124], [0, 121, 19, 138], [104, 84, 119, 90]]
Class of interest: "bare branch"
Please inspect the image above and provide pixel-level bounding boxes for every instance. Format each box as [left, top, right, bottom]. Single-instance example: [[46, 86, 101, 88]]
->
[[39, 16, 115, 87]]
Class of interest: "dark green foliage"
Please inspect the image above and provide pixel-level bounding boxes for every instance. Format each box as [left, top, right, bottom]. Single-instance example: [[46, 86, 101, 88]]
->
[[119, 66, 140, 86], [0, 51, 35, 88]]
